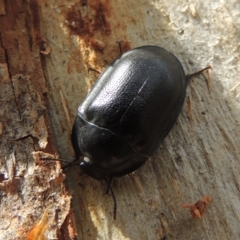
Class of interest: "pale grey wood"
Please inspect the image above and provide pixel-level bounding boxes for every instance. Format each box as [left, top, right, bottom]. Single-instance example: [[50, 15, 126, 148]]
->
[[40, 0, 240, 239]]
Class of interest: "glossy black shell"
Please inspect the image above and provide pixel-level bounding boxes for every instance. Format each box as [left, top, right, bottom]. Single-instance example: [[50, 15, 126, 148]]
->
[[72, 46, 187, 180]]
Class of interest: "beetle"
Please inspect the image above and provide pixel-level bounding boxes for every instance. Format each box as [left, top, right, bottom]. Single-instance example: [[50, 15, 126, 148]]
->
[[71, 45, 210, 180]]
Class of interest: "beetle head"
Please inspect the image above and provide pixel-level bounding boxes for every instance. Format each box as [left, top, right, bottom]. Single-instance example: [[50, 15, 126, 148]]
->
[[80, 156, 106, 180]]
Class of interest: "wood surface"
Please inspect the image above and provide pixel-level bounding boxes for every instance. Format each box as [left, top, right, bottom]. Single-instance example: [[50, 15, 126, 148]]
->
[[0, 0, 240, 239]]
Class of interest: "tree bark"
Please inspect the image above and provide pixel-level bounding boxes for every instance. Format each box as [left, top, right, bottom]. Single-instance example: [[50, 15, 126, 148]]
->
[[1, 0, 240, 239], [0, 1, 70, 239]]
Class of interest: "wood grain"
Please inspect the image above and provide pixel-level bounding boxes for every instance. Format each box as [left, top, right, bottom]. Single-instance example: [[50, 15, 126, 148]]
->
[[1, 0, 239, 239]]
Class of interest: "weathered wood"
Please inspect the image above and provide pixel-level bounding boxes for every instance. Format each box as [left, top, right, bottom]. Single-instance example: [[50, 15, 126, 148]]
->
[[1, 0, 240, 239], [0, 1, 70, 239]]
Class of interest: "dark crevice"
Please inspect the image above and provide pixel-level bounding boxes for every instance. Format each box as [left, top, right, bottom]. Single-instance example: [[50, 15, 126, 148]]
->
[[0, 36, 22, 120], [12, 133, 38, 142], [10, 79, 23, 121], [24, 9, 34, 52]]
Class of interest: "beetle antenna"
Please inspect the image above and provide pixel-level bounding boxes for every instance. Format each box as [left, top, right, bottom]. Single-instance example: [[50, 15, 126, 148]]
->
[[186, 66, 212, 83], [104, 177, 117, 220], [39, 157, 76, 163], [39, 157, 79, 169]]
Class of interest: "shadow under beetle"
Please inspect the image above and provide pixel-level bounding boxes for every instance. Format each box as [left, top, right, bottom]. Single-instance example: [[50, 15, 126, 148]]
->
[[71, 45, 211, 218]]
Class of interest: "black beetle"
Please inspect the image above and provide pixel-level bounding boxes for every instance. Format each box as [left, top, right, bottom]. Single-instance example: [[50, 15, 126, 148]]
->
[[71, 45, 210, 181]]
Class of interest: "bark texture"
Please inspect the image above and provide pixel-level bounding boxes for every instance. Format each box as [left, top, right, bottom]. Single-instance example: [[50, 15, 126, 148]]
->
[[0, 1, 70, 239], [0, 0, 240, 239]]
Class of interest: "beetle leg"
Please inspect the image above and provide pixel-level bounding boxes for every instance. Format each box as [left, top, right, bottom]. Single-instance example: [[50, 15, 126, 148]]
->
[[104, 177, 117, 219], [88, 67, 101, 74], [116, 40, 123, 54], [108, 183, 117, 220], [186, 66, 212, 83], [104, 177, 112, 194], [116, 40, 131, 54]]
